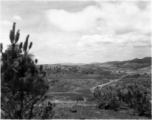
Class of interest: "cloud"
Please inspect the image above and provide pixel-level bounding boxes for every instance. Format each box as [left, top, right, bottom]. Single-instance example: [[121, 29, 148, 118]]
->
[[13, 15, 22, 20], [77, 32, 151, 49], [1, 0, 151, 64], [46, 5, 101, 32], [0, 20, 11, 25], [97, 1, 151, 35], [77, 34, 114, 48], [76, 30, 151, 60], [46, 1, 151, 36], [74, 1, 151, 58], [116, 32, 151, 47], [76, 34, 115, 58]]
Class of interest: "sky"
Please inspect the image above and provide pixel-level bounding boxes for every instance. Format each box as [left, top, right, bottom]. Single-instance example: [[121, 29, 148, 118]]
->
[[0, 0, 151, 64]]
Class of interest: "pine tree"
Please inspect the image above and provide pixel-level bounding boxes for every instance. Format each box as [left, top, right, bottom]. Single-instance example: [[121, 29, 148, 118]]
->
[[1, 22, 54, 119]]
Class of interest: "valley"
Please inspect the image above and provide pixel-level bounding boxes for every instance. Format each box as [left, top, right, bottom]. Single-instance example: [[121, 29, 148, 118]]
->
[[40, 57, 151, 119]]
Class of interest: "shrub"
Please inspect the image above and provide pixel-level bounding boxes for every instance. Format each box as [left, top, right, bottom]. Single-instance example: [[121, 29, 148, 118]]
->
[[95, 87, 121, 111], [94, 81, 151, 117], [125, 84, 151, 117]]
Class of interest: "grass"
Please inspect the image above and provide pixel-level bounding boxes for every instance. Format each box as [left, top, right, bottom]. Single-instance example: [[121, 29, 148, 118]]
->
[[53, 104, 147, 119], [45, 70, 151, 119], [47, 73, 112, 92]]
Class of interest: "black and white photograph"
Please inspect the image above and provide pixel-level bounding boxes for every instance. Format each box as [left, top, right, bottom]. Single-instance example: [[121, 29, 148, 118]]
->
[[0, 0, 151, 119]]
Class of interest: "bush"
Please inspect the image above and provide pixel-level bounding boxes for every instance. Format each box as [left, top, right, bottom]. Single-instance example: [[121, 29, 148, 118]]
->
[[125, 84, 151, 117], [94, 81, 151, 117], [95, 88, 121, 111]]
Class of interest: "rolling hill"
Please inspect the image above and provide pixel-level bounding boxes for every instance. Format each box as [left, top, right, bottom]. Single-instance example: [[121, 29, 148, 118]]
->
[[98, 57, 151, 70]]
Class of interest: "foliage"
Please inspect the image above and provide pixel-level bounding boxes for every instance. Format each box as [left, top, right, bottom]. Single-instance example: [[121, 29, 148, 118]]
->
[[94, 81, 151, 118], [122, 83, 151, 117], [94, 87, 121, 111], [1, 22, 54, 119]]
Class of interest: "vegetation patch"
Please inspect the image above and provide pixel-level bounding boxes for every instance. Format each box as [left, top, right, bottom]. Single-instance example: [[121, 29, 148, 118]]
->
[[94, 75, 151, 118]]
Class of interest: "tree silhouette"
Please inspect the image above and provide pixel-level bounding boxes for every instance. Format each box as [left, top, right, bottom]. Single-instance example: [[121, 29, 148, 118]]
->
[[1, 23, 53, 119]]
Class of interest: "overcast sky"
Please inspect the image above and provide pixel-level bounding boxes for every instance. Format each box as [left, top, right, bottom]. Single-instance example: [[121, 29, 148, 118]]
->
[[0, 0, 151, 64]]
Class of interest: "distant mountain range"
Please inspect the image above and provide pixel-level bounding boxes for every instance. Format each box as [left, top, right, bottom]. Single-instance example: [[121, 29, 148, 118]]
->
[[97, 57, 151, 70], [106, 57, 151, 64], [40, 57, 151, 70]]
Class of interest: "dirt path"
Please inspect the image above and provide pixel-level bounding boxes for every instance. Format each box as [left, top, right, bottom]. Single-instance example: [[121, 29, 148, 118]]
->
[[46, 74, 129, 107], [47, 74, 129, 102], [90, 74, 128, 93]]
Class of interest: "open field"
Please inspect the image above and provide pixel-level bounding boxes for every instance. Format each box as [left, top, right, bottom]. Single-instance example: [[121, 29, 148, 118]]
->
[[42, 58, 151, 119], [43, 72, 151, 119]]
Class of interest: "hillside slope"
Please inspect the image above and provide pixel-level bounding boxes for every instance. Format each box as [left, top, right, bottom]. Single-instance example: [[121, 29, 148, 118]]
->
[[99, 57, 151, 70]]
